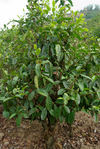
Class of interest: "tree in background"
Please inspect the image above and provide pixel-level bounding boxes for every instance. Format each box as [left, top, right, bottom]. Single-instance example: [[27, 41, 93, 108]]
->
[[80, 4, 100, 37]]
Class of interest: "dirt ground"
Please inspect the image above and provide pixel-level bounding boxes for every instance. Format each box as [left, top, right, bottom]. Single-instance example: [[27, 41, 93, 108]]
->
[[0, 106, 100, 149]]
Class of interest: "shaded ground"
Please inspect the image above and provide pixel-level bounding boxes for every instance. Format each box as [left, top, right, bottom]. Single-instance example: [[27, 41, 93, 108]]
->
[[0, 107, 100, 149]]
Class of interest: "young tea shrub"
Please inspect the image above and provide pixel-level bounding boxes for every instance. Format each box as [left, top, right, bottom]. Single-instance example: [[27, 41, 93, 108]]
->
[[0, 0, 100, 129]]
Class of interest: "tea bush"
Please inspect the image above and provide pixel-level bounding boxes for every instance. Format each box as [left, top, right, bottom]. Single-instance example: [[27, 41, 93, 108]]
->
[[0, 0, 100, 127]]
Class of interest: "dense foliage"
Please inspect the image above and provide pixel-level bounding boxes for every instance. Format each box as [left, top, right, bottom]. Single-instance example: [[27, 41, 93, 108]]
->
[[0, 0, 100, 127]]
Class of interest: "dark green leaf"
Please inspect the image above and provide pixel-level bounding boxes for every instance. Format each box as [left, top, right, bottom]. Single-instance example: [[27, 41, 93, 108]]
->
[[29, 108, 37, 116], [58, 88, 65, 95], [63, 81, 68, 89], [56, 98, 64, 104], [28, 91, 35, 101], [46, 96, 53, 111], [67, 111, 75, 124], [68, 0, 73, 6], [54, 105, 61, 119], [41, 108, 47, 120], [16, 114, 23, 126], [3, 111, 10, 118], [49, 109, 55, 117]]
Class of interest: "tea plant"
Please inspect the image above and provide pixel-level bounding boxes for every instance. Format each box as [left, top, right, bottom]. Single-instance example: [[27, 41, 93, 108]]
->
[[0, 0, 100, 147]]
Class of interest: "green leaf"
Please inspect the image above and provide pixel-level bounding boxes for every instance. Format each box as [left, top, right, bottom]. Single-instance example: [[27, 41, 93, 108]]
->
[[12, 76, 18, 85], [63, 81, 68, 89], [41, 108, 47, 120], [3, 111, 10, 118], [97, 91, 100, 99], [52, 0, 55, 7], [29, 108, 37, 116], [36, 48, 41, 56], [76, 66, 82, 71], [45, 83, 53, 92], [43, 75, 54, 84], [76, 93, 80, 105], [63, 93, 70, 105], [28, 91, 35, 101], [9, 113, 16, 119], [3, 97, 13, 102], [58, 89, 66, 95], [56, 98, 64, 104], [34, 75, 39, 89], [49, 115, 56, 124], [16, 114, 23, 126], [52, 0, 55, 13], [68, 0, 73, 6], [0, 97, 6, 101], [64, 105, 70, 113], [15, 94, 23, 99], [46, 96, 53, 111], [92, 100, 100, 106], [66, 111, 75, 124], [55, 44, 63, 62], [54, 105, 61, 119], [35, 64, 41, 77], [37, 88, 48, 97], [42, 60, 53, 76], [34, 44, 37, 49], [81, 74, 92, 80], [49, 109, 55, 117], [78, 82, 84, 91]]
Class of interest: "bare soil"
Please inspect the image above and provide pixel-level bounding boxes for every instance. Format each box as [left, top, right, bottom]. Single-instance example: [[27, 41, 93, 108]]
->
[[0, 106, 100, 149]]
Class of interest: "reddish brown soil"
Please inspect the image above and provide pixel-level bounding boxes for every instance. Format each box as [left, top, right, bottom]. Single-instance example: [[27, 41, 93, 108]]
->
[[0, 107, 100, 149]]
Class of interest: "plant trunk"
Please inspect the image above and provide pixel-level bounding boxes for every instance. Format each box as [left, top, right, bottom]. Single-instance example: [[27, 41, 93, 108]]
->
[[68, 124, 73, 137], [42, 121, 56, 149]]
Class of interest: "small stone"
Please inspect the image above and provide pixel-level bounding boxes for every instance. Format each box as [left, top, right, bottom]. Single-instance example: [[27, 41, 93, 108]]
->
[[63, 142, 67, 147], [4, 141, 9, 146], [0, 144, 2, 149], [94, 129, 96, 133], [0, 133, 4, 140]]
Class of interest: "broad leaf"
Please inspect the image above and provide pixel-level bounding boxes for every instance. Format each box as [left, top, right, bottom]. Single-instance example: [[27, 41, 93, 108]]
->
[[78, 82, 84, 91], [3, 111, 9, 118], [68, 0, 73, 6], [34, 75, 39, 89], [37, 88, 48, 97], [63, 93, 69, 105], [55, 44, 63, 62], [64, 105, 70, 113], [35, 64, 41, 77], [41, 108, 47, 120], [56, 98, 64, 104], [58, 88, 66, 95], [28, 91, 35, 101], [46, 96, 53, 111]]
